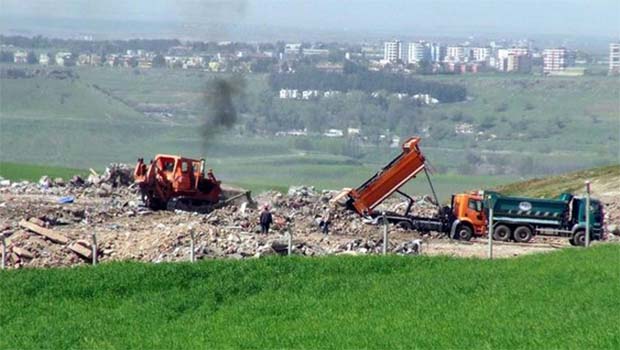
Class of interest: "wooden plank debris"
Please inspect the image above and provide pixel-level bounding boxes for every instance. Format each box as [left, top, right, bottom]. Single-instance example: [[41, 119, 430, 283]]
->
[[19, 220, 69, 245]]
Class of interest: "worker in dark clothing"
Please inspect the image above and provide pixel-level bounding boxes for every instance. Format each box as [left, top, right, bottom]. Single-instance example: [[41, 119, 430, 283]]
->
[[260, 205, 273, 234], [320, 206, 331, 235]]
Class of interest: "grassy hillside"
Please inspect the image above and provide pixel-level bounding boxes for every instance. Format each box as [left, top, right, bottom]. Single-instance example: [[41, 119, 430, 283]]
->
[[496, 164, 620, 198], [1, 245, 618, 349], [0, 162, 86, 182], [0, 67, 620, 176]]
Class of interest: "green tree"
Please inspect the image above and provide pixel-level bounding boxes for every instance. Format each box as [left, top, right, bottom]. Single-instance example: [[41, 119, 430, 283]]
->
[[152, 54, 166, 68], [26, 51, 38, 64], [480, 115, 496, 130], [0, 51, 14, 62]]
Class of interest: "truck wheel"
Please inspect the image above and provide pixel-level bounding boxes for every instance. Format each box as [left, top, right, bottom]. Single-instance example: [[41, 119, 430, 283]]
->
[[573, 231, 586, 247], [568, 238, 576, 246], [397, 221, 413, 230], [457, 225, 473, 241], [513, 226, 533, 243], [493, 225, 512, 241]]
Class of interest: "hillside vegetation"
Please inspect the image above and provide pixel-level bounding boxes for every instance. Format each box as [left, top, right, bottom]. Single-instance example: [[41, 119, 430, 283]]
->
[[497, 164, 620, 198], [1, 65, 618, 178], [0, 245, 618, 349]]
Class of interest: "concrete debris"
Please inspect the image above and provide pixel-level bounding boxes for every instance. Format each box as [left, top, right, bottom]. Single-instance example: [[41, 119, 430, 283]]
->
[[19, 219, 69, 244], [69, 242, 93, 260], [0, 163, 618, 269]]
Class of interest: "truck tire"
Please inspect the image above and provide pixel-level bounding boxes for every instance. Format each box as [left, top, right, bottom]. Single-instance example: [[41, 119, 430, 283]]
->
[[457, 225, 473, 241], [397, 221, 413, 230], [513, 226, 533, 243], [573, 231, 586, 247], [493, 224, 512, 241]]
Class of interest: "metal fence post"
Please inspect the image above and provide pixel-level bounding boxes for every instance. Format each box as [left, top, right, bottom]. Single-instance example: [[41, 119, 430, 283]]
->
[[585, 180, 591, 248], [488, 207, 494, 260], [190, 230, 195, 262], [382, 211, 388, 255], [287, 231, 292, 256], [1, 235, 6, 270], [91, 232, 97, 266]]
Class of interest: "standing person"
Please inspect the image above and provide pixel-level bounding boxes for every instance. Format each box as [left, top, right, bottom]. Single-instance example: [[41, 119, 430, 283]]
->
[[321, 206, 331, 235], [260, 205, 273, 234]]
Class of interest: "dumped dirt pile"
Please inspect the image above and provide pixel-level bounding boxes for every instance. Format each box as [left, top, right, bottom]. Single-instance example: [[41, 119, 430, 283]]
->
[[1, 165, 618, 269]]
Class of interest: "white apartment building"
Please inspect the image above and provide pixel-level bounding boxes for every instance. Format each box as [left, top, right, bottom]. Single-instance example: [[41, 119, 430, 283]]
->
[[609, 43, 620, 75], [429, 43, 445, 62], [407, 42, 425, 64], [55, 52, 72, 66], [495, 48, 531, 72], [543, 48, 571, 73], [495, 49, 509, 70], [471, 47, 490, 62], [445, 46, 466, 62], [383, 40, 402, 63], [39, 53, 50, 65]]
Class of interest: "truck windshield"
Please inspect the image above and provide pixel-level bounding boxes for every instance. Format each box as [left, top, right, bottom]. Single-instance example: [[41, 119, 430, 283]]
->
[[468, 199, 482, 212]]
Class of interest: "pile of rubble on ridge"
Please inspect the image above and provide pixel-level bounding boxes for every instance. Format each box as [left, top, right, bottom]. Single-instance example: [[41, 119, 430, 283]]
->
[[1, 163, 134, 197], [1, 164, 618, 269], [0, 168, 440, 268]]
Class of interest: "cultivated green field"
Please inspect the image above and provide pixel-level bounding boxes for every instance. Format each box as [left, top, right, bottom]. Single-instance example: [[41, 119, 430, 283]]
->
[[0, 245, 618, 349], [0, 159, 512, 201], [0, 162, 86, 182]]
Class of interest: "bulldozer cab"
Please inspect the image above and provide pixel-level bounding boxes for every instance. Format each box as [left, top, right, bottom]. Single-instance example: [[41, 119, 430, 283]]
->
[[157, 156, 203, 192]]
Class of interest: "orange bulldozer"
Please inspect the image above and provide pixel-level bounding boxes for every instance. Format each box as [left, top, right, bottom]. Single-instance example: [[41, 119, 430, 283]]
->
[[134, 154, 251, 212]]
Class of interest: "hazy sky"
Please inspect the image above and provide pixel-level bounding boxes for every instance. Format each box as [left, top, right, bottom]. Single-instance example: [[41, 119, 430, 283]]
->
[[1, 0, 619, 38]]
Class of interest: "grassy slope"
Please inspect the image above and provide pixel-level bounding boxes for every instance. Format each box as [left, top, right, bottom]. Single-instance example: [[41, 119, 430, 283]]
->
[[496, 164, 620, 197], [0, 245, 618, 349], [0, 162, 86, 182], [418, 74, 620, 165], [2, 67, 619, 171]]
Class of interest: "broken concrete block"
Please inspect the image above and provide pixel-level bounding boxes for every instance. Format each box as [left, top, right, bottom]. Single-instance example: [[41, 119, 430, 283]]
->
[[69, 242, 92, 260], [13, 247, 34, 259], [53, 177, 65, 186]]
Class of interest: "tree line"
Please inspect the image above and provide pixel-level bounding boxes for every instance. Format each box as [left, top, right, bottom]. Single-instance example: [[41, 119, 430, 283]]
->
[[268, 68, 467, 103], [0, 35, 266, 55]]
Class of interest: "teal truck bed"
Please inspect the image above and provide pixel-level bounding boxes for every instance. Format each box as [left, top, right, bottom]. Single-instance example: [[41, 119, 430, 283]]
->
[[484, 191, 604, 245]]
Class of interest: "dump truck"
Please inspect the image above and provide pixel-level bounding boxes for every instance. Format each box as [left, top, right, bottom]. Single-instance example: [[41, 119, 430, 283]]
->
[[134, 154, 251, 212], [337, 137, 486, 238], [339, 137, 604, 246], [481, 191, 604, 246]]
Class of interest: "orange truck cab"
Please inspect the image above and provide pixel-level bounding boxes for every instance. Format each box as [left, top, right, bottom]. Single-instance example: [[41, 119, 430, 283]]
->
[[449, 192, 487, 240]]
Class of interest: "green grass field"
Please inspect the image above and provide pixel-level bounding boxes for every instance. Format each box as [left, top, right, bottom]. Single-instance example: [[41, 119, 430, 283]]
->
[[0, 159, 513, 201], [0, 162, 86, 182], [0, 245, 618, 349]]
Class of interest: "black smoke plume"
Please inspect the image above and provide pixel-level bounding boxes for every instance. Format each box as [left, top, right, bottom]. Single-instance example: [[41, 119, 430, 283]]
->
[[202, 76, 245, 148]]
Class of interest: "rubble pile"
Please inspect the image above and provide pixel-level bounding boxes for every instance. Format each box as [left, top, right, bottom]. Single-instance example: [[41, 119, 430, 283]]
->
[[1, 166, 619, 269], [0, 174, 436, 268]]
